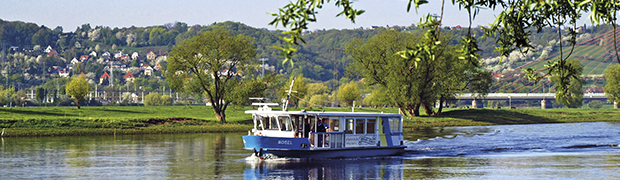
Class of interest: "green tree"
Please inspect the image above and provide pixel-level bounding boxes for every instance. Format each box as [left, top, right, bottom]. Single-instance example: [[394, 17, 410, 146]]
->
[[551, 59, 583, 108], [35, 86, 45, 103], [161, 95, 172, 106], [363, 86, 391, 108], [337, 81, 360, 107], [66, 76, 90, 109], [226, 76, 267, 106], [604, 64, 620, 106], [165, 29, 257, 123], [270, 0, 620, 101], [306, 83, 330, 98], [588, 100, 603, 109], [308, 94, 327, 109], [144, 93, 162, 106], [12, 90, 27, 107], [348, 30, 487, 116]]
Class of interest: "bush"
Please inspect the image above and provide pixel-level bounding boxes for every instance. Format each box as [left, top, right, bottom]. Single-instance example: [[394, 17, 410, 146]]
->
[[589, 100, 604, 109], [161, 95, 172, 106], [144, 93, 172, 106], [144, 93, 162, 106]]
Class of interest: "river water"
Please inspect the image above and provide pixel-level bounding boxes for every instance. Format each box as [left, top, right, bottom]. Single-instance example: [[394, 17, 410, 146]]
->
[[1, 122, 619, 179]]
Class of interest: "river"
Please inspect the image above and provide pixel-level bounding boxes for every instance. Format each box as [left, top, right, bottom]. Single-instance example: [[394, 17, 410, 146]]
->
[[1, 122, 619, 179]]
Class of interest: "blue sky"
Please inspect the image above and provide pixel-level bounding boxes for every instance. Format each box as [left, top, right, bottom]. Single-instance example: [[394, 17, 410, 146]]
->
[[0, 0, 582, 32]]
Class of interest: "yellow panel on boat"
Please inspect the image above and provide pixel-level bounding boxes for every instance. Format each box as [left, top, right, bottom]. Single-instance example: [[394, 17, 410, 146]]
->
[[378, 117, 387, 146]]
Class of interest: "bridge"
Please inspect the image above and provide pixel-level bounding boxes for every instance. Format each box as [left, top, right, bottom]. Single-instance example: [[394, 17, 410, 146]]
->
[[455, 93, 612, 109]]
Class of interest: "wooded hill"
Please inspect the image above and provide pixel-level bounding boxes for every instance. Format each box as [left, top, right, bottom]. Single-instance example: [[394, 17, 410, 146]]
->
[[0, 19, 617, 93]]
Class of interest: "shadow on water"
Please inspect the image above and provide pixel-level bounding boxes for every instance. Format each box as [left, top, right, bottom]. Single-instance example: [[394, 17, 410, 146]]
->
[[438, 109, 556, 124]]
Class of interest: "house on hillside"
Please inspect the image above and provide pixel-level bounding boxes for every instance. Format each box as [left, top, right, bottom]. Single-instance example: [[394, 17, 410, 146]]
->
[[100, 72, 111, 85], [89, 51, 98, 57], [131, 52, 139, 60], [121, 54, 130, 62], [142, 64, 153, 76], [47, 50, 58, 56], [114, 51, 123, 59], [147, 51, 157, 61], [124, 71, 135, 83], [80, 55, 89, 61], [59, 68, 70, 78], [101, 51, 111, 62], [154, 63, 162, 71], [71, 58, 80, 65], [44, 46, 53, 53]]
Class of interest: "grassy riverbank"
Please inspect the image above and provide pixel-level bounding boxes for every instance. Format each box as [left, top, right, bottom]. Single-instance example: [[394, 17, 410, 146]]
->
[[0, 106, 618, 137], [0, 106, 254, 137], [405, 108, 620, 129]]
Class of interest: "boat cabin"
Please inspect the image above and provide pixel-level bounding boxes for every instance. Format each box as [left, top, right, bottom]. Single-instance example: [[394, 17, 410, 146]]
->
[[246, 109, 404, 150]]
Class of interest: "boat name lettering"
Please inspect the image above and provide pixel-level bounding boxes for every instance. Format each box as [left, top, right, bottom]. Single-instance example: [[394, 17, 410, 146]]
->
[[278, 140, 293, 145]]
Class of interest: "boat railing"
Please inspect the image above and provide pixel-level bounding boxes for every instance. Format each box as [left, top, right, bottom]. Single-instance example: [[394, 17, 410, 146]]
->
[[312, 132, 344, 149]]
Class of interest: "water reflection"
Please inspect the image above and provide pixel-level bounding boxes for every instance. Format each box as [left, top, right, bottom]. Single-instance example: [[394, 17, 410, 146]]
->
[[244, 157, 404, 180], [0, 122, 618, 179], [0, 133, 249, 179]]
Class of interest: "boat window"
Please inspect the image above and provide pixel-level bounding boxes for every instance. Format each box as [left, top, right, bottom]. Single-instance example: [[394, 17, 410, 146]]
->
[[366, 119, 376, 134], [345, 118, 354, 134], [255, 115, 265, 130], [279, 116, 293, 131], [330, 118, 340, 132], [269, 116, 279, 130], [388, 117, 401, 133], [355, 119, 365, 134]]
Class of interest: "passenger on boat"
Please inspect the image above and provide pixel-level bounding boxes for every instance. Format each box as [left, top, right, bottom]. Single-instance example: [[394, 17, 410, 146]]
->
[[304, 119, 311, 138], [317, 119, 329, 132]]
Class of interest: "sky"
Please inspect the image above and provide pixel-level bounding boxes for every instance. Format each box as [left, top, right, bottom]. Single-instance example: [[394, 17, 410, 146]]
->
[[0, 0, 509, 32]]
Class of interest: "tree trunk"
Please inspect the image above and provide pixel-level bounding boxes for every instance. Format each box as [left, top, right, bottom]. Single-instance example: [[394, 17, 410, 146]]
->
[[76, 99, 81, 109], [214, 110, 226, 123], [411, 103, 421, 116], [436, 98, 444, 115], [422, 103, 434, 116]]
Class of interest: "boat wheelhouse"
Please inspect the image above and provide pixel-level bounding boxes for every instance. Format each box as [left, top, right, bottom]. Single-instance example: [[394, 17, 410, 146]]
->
[[242, 105, 405, 158]]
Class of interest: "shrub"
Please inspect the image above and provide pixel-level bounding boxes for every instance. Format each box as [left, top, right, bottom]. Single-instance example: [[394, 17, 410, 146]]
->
[[589, 100, 604, 109], [144, 93, 172, 106], [161, 95, 172, 106], [144, 93, 162, 106]]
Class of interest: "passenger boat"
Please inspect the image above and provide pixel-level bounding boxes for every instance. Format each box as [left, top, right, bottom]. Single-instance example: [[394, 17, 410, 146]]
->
[[242, 104, 406, 158]]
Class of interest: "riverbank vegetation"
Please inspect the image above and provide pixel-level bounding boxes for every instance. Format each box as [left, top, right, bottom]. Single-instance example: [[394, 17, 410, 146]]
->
[[0, 106, 619, 137]]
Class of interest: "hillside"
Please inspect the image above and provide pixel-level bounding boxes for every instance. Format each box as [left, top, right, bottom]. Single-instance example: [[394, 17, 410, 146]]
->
[[1, 19, 618, 96]]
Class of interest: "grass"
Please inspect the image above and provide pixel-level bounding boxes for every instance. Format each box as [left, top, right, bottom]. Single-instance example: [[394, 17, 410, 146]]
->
[[406, 108, 620, 129], [0, 106, 618, 137], [0, 106, 253, 137]]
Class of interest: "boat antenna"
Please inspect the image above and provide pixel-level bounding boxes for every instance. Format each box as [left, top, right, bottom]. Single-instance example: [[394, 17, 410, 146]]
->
[[284, 77, 297, 111]]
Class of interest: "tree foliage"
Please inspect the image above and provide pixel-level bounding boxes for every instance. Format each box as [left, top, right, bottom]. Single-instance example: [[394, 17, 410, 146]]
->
[[270, 0, 620, 107], [588, 100, 603, 109], [604, 64, 620, 104], [165, 29, 257, 123], [363, 86, 392, 108], [144, 93, 171, 106], [66, 76, 89, 109], [551, 59, 583, 108], [347, 30, 487, 116], [35, 86, 45, 103], [336, 81, 361, 107]]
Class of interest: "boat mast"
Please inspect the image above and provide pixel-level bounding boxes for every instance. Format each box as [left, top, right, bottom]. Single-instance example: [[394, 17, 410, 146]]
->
[[284, 77, 296, 111]]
